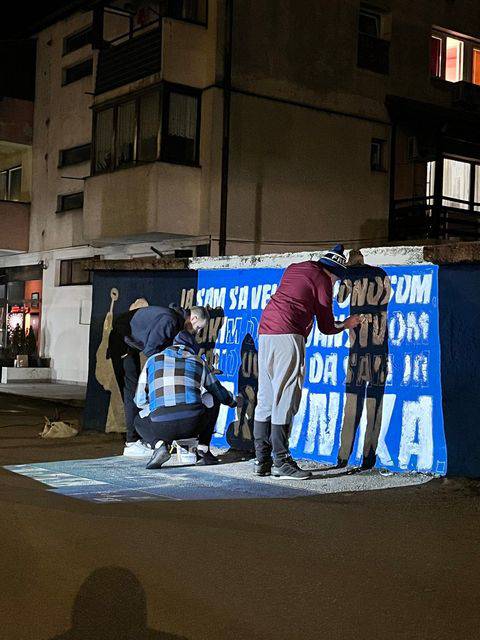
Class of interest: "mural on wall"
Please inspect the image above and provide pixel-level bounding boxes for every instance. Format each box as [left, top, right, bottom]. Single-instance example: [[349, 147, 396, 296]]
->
[[84, 270, 197, 431], [94, 288, 125, 433], [196, 262, 447, 474]]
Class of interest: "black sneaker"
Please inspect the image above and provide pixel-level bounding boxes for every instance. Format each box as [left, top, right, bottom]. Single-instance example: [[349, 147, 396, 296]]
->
[[336, 458, 348, 469], [146, 444, 171, 470], [195, 449, 219, 466], [272, 457, 312, 480], [253, 460, 272, 476]]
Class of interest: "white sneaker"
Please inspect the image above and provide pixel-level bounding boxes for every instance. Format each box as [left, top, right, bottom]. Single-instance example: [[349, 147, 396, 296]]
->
[[123, 441, 152, 458]]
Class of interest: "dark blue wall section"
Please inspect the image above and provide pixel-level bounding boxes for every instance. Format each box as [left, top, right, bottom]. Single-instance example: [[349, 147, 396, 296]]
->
[[439, 265, 480, 477], [84, 270, 197, 431]]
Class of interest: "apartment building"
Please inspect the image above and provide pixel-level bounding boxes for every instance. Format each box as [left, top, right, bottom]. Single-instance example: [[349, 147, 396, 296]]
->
[[1, 0, 480, 383]]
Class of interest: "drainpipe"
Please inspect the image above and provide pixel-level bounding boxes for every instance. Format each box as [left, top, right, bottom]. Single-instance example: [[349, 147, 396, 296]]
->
[[219, 0, 233, 256]]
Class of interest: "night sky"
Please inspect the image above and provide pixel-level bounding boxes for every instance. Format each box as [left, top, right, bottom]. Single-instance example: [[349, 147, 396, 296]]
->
[[1, 1, 73, 38]]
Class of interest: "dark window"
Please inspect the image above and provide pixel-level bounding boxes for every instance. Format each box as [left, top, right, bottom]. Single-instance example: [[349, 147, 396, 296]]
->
[[116, 100, 136, 168], [168, 0, 207, 25], [430, 35, 442, 78], [59, 259, 92, 286], [0, 171, 6, 200], [63, 26, 92, 55], [359, 7, 380, 37], [138, 91, 161, 162], [195, 243, 210, 256], [357, 7, 389, 74], [174, 248, 194, 258], [161, 87, 200, 165], [0, 166, 22, 201], [57, 192, 84, 212], [59, 144, 91, 167], [94, 108, 114, 173], [62, 58, 93, 85], [371, 139, 386, 171]]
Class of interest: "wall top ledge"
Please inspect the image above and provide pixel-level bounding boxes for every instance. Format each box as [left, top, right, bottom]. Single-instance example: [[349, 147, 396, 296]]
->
[[189, 245, 430, 270]]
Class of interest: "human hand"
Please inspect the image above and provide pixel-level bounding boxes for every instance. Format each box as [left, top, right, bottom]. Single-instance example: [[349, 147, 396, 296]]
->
[[235, 394, 244, 408], [343, 314, 364, 329]]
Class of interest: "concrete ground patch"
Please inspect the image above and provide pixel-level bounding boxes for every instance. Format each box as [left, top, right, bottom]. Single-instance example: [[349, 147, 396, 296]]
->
[[4, 453, 431, 503]]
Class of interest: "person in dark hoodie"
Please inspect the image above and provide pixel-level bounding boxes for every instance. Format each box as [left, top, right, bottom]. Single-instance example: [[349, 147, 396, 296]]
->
[[108, 302, 209, 457], [253, 244, 363, 480], [134, 330, 238, 469]]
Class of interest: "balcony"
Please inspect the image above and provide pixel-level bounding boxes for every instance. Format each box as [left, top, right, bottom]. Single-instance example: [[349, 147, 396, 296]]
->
[[0, 201, 30, 252], [83, 162, 202, 244], [390, 196, 480, 242], [357, 33, 390, 75], [96, 27, 162, 95]]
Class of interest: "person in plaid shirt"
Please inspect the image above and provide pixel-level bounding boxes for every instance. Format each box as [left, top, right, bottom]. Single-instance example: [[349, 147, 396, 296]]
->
[[134, 331, 238, 469]]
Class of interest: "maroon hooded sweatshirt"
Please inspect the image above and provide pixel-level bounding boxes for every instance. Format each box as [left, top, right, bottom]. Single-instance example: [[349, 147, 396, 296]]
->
[[259, 261, 343, 338]]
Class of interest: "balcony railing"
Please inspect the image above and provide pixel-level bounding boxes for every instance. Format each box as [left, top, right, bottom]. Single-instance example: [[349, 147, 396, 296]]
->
[[95, 26, 162, 95], [390, 196, 480, 241], [357, 33, 390, 74]]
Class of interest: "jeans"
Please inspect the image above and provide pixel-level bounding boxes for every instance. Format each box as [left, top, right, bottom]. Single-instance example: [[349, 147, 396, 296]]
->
[[133, 405, 218, 448], [123, 351, 141, 442]]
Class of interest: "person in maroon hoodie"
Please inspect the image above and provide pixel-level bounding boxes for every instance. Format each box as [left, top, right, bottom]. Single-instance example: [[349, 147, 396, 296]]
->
[[253, 244, 363, 479]]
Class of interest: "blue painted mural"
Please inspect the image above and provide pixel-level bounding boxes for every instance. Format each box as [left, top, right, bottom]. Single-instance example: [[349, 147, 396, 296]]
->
[[197, 264, 447, 474]]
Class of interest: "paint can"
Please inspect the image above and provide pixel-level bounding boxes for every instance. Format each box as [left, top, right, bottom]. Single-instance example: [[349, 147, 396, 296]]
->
[[173, 438, 198, 464]]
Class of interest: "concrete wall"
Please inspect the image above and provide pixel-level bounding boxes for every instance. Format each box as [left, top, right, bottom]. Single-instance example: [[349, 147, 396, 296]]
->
[[0, 202, 30, 252], [222, 93, 390, 255], [83, 158, 203, 243], [30, 11, 94, 252]]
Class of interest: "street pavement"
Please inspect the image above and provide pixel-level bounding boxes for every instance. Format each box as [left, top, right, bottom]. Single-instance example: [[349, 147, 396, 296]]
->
[[0, 394, 479, 640]]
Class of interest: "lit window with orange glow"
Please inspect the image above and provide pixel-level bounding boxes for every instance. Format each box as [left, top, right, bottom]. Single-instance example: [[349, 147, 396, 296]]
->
[[445, 37, 463, 82], [473, 49, 480, 85]]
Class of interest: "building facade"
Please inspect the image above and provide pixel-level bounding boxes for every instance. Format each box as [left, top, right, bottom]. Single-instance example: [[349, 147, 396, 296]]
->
[[1, 0, 480, 383]]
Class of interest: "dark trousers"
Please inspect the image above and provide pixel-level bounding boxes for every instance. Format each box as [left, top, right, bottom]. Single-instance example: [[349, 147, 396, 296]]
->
[[123, 351, 141, 442], [133, 405, 217, 448], [254, 420, 290, 463]]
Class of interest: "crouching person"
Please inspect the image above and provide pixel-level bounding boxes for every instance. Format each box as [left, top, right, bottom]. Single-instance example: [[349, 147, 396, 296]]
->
[[133, 331, 238, 470]]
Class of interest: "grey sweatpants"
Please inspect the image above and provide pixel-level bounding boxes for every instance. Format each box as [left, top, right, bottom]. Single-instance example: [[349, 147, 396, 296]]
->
[[254, 334, 306, 425]]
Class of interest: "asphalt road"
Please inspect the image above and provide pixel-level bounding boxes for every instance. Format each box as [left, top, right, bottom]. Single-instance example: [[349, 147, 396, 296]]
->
[[0, 393, 479, 640]]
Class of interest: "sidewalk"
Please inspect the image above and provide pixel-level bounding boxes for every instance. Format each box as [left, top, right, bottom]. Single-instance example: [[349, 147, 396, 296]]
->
[[0, 381, 86, 406]]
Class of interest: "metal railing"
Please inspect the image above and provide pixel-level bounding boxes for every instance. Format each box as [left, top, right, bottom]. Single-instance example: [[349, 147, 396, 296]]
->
[[390, 195, 480, 241]]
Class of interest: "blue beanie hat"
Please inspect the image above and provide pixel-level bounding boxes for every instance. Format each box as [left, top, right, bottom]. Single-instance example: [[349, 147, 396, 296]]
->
[[173, 330, 200, 354], [319, 244, 347, 278]]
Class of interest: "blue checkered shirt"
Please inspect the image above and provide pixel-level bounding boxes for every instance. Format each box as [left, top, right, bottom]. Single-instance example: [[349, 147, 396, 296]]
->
[[135, 345, 235, 422]]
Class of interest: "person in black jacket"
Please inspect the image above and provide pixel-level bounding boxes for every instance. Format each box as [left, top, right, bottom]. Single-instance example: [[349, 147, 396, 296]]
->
[[107, 302, 209, 457]]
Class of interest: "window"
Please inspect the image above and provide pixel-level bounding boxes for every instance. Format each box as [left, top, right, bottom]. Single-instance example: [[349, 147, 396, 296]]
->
[[94, 108, 114, 173], [0, 166, 22, 201], [430, 36, 442, 77], [62, 58, 93, 86], [428, 157, 480, 211], [93, 84, 200, 174], [359, 7, 380, 37], [473, 49, 480, 85], [161, 86, 200, 165], [57, 192, 84, 213], [138, 92, 161, 162], [59, 259, 92, 286], [63, 26, 92, 55], [59, 144, 91, 167], [370, 139, 386, 171], [167, 0, 207, 25], [445, 37, 463, 83], [357, 6, 390, 74], [116, 101, 136, 167], [431, 30, 480, 84]]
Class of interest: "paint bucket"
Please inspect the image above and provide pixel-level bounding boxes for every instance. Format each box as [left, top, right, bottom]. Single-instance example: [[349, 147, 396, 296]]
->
[[173, 438, 198, 465]]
